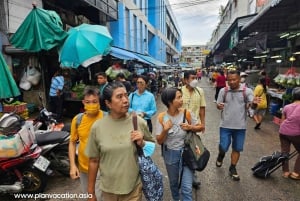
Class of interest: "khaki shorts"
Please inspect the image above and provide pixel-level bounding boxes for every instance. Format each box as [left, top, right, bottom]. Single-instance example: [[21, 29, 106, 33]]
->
[[102, 182, 142, 201]]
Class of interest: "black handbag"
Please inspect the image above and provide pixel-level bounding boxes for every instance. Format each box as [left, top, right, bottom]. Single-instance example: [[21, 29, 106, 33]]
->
[[132, 114, 163, 201], [182, 109, 210, 171]]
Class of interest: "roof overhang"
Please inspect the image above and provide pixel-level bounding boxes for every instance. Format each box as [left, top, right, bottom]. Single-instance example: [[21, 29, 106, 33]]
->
[[212, 14, 256, 56], [242, 0, 300, 34]]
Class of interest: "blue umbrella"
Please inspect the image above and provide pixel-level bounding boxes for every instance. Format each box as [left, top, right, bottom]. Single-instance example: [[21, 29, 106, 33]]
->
[[0, 53, 20, 98], [59, 23, 113, 68]]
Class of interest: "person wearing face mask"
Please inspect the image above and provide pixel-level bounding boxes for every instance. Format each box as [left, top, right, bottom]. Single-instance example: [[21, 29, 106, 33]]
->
[[240, 72, 248, 87], [181, 70, 206, 189], [69, 86, 105, 201]]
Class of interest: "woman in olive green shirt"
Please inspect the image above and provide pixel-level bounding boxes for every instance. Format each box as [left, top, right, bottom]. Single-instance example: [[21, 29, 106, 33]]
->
[[85, 81, 154, 201]]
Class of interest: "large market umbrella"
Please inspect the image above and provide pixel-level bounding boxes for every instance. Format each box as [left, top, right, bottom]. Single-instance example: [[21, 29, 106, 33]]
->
[[59, 23, 113, 68], [0, 53, 20, 98], [10, 6, 68, 52]]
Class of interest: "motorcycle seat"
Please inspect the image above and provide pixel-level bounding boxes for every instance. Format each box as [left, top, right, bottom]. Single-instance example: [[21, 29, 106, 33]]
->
[[36, 131, 69, 146]]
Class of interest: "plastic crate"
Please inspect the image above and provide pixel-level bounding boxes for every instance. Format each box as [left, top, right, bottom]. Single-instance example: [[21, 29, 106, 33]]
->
[[3, 103, 27, 113]]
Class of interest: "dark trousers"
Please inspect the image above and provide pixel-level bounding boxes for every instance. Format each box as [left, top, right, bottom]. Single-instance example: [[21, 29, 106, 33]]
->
[[49, 96, 64, 121], [146, 119, 153, 133], [279, 134, 300, 173], [215, 86, 224, 101]]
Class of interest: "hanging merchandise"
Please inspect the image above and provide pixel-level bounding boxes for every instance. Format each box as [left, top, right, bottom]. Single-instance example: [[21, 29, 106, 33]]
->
[[19, 69, 32, 91], [25, 57, 41, 86], [26, 66, 41, 86]]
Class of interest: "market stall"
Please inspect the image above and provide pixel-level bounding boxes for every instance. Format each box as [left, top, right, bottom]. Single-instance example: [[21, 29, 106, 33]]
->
[[269, 67, 300, 125]]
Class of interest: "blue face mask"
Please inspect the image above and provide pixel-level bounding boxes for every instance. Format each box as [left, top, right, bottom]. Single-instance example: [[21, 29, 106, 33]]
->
[[143, 141, 156, 157]]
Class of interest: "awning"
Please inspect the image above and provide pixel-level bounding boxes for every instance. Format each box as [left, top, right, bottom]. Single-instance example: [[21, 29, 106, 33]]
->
[[134, 53, 168, 67], [241, 0, 296, 33], [110, 47, 152, 65]]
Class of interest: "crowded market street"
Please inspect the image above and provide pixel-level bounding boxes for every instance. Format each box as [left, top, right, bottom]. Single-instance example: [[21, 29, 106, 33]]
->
[[1, 78, 299, 201]]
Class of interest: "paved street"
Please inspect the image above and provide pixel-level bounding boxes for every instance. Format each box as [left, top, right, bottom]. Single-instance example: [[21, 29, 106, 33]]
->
[[1, 78, 299, 201]]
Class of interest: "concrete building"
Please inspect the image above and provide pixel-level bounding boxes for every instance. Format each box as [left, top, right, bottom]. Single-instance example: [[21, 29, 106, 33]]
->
[[181, 45, 208, 68], [109, 0, 181, 65]]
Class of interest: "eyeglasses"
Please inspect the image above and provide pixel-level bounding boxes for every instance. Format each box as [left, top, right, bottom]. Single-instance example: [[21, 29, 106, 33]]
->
[[137, 81, 145, 84]]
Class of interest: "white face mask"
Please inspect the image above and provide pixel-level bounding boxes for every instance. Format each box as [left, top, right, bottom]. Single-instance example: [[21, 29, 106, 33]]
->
[[240, 77, 246, 83], [189, 79, 198, 88]]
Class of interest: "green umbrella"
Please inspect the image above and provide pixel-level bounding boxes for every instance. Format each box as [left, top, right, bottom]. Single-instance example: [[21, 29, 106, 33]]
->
[[0, 53, 20, 98], [10, 6, 68, 52]]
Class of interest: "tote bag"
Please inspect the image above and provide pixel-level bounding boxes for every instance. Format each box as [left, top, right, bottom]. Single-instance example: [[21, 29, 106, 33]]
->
[[132, 114, 163, 201]]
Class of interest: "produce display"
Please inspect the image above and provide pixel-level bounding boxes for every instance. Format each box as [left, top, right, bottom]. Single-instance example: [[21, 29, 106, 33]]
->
[[273, 67, 300, 87], [71, 82, 86, 100]]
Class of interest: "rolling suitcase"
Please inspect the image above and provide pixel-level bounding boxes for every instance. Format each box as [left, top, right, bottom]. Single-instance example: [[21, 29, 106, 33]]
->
[[251, 150, 298, 179]]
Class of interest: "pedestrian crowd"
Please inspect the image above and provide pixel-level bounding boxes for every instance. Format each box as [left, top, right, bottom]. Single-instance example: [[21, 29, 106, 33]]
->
[[61, 68, 299, 201]]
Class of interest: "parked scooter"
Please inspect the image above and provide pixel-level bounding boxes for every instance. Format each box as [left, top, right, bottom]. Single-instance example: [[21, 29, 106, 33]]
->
[[34, 130, 70, 176], [31, 95, 70, 177], [0, 99, 71, 177], [0, 114, 51, 194], [0, 144, 50, 193]]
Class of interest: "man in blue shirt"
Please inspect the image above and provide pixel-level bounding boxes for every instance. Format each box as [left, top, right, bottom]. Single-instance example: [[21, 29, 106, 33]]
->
[[49, 69, 64, 122]]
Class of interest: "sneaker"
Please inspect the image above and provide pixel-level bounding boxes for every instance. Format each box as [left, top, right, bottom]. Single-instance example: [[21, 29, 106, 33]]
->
[[229, 166, 240, 181], [216, 160, 222, 167], [216, 154, 224, 167]]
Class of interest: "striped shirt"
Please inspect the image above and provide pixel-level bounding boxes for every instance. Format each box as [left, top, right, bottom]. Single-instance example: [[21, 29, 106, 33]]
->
[[49, 75, 64, 97]]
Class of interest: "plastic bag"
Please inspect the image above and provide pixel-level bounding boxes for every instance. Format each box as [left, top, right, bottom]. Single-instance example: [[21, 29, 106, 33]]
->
[[26, 66, 41, 85], [19, 70, 32, 90]]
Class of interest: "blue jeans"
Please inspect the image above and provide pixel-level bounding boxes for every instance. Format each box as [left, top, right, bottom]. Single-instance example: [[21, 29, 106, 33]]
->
[[163, 146, 193, 201], [219, 127, 246, 152]]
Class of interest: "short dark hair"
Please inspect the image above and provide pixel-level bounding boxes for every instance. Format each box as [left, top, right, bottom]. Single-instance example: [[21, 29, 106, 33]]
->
[[137, 75, 149, 84], [116, 72, 125, 79], [161, 87, 182, 108], [227, 70, 240, 76], [292, 87, 300, 101], [184, 70, 196, 79], [83, 86, 100, 98], [95, 72, 107, 78]]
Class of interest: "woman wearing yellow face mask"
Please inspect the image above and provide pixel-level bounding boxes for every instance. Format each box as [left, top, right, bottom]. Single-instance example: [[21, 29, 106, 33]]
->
[[69, 86, 105, 201]]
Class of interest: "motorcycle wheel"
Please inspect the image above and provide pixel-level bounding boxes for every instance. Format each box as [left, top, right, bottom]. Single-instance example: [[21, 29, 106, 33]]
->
[[51, 150, 70, 177], [22, 168, 47, 193]]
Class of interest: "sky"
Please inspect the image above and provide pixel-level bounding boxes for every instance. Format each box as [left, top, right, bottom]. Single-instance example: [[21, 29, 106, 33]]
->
[[168, 0, 228, 45]]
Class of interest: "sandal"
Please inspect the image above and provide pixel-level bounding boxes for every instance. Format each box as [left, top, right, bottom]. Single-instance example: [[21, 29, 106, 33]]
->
[[282, 172, 290, 178], [289, 172, 300, 180]]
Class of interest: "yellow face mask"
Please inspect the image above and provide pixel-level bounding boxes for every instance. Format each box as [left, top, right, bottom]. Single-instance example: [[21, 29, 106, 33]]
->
[[84, 103, 100, 115]]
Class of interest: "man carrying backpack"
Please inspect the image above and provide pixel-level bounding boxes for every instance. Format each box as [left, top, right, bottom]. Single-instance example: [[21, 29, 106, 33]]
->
[[216, 70, 257, 181], [69, 86, 105, 200]]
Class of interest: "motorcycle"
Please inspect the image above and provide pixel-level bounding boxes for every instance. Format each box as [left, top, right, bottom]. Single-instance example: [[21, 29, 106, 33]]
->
[[0, 99, 71, 177], [0, 116, 51, 194], [0, 144, 50, 193], [31, 95, 70, 177], [34, 130, 70, 177]]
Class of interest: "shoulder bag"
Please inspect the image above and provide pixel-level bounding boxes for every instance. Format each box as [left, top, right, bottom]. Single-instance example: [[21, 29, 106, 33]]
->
[[182, 109, 210, 171], [132, 113, 163, 201]]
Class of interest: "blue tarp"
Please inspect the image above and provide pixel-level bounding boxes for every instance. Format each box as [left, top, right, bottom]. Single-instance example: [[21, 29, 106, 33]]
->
[[135, 53, 168, 67], [110, 47, 151, 65]]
